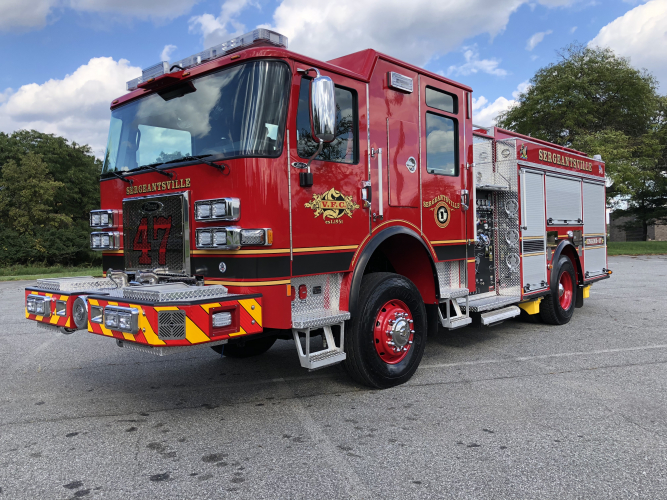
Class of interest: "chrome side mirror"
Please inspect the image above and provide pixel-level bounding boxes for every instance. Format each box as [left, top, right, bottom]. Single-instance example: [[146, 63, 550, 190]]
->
[[310, 70, 336, 144]]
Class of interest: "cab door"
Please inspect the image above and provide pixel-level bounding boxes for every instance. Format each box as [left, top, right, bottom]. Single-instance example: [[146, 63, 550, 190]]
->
[[419, 76, 471, 289], [288, 69, 369, 276]]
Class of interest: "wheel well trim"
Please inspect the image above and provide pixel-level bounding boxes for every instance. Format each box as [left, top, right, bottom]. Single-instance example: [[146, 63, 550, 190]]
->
[[551, 240, 583, 289], [348, 226, 439, 316]]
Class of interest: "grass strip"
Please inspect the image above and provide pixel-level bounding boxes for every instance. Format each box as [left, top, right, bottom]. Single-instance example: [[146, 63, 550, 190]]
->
[[607, 241, 667, 256], [0, 266, 103, 282]]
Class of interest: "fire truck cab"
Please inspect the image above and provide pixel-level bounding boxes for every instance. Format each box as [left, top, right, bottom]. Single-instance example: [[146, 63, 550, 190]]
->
[[24, 30, 610, 388]]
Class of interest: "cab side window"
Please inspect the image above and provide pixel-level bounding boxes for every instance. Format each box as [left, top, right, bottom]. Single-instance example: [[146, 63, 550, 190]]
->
[[425, 87, 459, 176], [296, 78, 358, 164]]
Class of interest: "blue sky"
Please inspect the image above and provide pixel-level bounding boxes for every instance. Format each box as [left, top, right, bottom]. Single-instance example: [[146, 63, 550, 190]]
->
[[0, 0, 664, 156]]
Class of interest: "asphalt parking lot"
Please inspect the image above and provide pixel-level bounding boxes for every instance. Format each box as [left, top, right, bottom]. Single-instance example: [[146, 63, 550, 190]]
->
[[1, 255, 666, 499]]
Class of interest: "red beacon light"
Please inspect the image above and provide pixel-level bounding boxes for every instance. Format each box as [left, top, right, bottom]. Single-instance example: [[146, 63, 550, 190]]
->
[[125, 29, 288, 91]]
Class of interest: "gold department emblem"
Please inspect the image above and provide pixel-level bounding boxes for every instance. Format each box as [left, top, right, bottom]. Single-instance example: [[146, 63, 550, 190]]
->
[[305, 188, 359, 224]]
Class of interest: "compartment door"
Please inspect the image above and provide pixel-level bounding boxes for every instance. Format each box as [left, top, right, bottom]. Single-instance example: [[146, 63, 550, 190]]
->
[[521, 170, 547, 291], [387, 118, 419, 207], [546, 175, 582, 225], [583, 181, 607, 276]]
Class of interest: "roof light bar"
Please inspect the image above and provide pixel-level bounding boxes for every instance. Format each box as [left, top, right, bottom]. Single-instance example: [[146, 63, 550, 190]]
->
[[126, 29, 288, 91]]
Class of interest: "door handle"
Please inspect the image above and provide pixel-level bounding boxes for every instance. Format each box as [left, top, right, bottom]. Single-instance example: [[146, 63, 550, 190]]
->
[[461, 189, 469, 211], [361, 181, 371, 208]]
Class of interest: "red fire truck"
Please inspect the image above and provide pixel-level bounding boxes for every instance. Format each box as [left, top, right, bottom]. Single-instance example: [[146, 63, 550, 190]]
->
[[24, 29, 610, 388]]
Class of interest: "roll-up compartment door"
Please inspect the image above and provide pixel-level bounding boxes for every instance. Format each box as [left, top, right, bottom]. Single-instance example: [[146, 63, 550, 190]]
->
[[583, 182, 606, 235], [521, 170, 547, 291], [583, 181, 607, 276], [546, 175, 582, 225]]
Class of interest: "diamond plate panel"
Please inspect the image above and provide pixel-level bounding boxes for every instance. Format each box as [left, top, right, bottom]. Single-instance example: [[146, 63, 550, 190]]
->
[[494, 139, 521, 297], [291, 274, 345, 326], [157, 310, 186, 339], [118, 283, 229, 302], [123, 193, 188, 273], [35, 276, 117, 292], [435, 261, 461, 289]]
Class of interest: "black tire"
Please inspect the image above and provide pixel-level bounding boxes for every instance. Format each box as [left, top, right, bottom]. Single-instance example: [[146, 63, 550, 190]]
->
[[343, 272, 427, 388], [211, 335, 277, 358], [540, 256, 576, 325]]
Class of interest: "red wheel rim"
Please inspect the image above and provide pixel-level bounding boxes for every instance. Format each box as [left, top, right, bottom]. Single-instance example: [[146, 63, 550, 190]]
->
[[558, 270, 573, 310], [373, 299, 414, 364]]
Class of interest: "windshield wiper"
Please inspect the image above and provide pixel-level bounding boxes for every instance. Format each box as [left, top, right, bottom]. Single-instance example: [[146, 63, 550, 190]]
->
[[134, 163, 174, 178], [107, 171, 133, 184], [166, 154, 229, 174]]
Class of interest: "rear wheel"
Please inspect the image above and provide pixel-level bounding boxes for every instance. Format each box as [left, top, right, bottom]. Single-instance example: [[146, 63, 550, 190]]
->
[[343, 272, 427, 388], [211, 335, 277, 358], [540, 256, 576, 325]]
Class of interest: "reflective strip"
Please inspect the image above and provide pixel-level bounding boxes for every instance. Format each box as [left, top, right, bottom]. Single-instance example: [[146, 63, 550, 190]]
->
[[185, 317, 208, 344], [239, 299, 262, 327]]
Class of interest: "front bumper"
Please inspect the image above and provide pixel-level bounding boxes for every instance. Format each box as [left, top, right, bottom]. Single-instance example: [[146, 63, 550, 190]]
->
[[25, 286, 263, 347]]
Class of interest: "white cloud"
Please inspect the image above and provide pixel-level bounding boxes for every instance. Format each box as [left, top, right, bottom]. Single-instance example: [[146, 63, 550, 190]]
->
[[189, 0, 253, 48], [0, 0, 200, 32], [570, 26, 578, 33], [161, 44, 177, 62], [264, 0, 579, 67], [447, 45, 508, 77], [0, 0, 55, 31], [0, 57, 140, 157], [512, 80, 531, 99], [472, 81, 530, 127], [589, 0, 667, 91], [526, 30, 553, 51]]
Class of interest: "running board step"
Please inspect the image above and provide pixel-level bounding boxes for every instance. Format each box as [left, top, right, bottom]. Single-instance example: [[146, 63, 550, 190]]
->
[[437, 297, 472, 330], [480, 306, 521, 326], [293, 322, 346, 370]]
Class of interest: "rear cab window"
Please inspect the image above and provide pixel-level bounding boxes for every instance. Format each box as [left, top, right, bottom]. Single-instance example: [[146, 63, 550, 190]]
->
[[425, 87, 459, 176]]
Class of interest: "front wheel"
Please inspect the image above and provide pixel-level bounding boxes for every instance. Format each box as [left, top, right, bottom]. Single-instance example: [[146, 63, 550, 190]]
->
[[540, 255, 576, 325], [343, 272, 427, 388]]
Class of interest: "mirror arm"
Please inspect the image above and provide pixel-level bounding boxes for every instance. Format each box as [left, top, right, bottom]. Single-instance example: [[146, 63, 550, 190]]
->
[[306, 139, 324, 172]]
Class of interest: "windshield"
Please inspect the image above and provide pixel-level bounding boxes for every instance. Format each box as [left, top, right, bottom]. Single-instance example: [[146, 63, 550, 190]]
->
[[103, 60, 290, 173]]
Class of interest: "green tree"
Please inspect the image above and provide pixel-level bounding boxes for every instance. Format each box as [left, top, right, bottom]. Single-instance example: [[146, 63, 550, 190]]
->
[[497, 44, 660, 145], [497, 44, 666, 240], [0, 153, 70, 233], [0, 130, 102, 265]]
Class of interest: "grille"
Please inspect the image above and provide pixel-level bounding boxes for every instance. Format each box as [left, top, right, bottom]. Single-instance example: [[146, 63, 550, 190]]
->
[[123, 194, 188, 273], [158, 310, 186, 339], [522, 240, 545, 254]]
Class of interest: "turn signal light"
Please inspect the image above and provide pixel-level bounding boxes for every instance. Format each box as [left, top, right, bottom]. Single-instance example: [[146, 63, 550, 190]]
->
[[298, 284, 308, 300]]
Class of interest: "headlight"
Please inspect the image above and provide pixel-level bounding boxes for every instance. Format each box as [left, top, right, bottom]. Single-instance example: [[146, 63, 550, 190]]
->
[[195, 227, 272, 249], [90, 209, 117, 228], [194, 198, 240, 222], [90, 232, 120, 251], [26, 295, 51, 317], [103, 306, 139, 334], [196, 227, 241, 250]]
